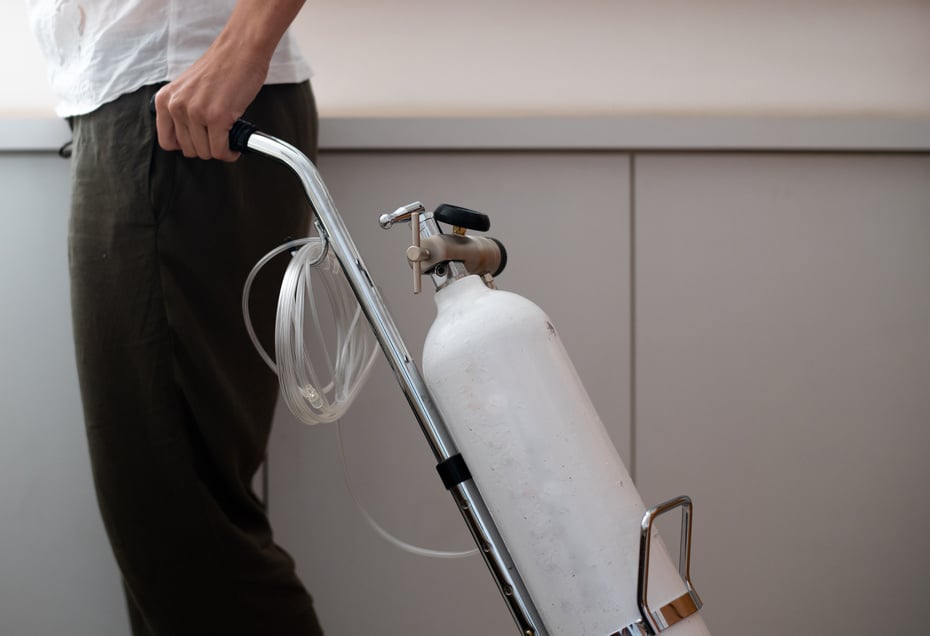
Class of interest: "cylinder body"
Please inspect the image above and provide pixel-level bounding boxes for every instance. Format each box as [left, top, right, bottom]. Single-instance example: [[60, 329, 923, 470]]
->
[[422, 276, 710, 636]]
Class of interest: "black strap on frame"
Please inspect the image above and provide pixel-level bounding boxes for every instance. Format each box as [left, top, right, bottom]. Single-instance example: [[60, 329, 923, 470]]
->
[[436, 453, 472, 490]]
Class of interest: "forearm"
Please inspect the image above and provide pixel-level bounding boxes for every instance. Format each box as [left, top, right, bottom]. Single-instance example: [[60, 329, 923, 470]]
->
[[214, 0, 307, 72]]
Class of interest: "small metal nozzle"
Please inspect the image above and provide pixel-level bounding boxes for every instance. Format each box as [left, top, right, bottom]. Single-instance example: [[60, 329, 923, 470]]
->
[[379, 201, 426, 229]]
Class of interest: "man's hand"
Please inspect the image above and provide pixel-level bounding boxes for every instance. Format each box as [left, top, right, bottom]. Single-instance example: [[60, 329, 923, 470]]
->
[[153, 0, 305, 162], [154, 42, 266, 162]]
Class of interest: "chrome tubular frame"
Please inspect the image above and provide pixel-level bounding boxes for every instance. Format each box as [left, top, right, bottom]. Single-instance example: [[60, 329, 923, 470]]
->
[[247, 132, 548, 636]]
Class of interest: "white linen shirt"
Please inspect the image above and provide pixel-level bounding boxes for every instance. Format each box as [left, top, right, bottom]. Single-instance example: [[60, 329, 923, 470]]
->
[[27, 0, 311, 117]]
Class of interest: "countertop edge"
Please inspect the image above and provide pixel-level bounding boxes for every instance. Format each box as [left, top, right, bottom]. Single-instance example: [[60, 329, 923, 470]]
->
[[2, 115, 929, 153]]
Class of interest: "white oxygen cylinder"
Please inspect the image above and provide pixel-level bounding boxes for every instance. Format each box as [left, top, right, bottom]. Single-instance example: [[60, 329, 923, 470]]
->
[[422, 275, 710, 636]]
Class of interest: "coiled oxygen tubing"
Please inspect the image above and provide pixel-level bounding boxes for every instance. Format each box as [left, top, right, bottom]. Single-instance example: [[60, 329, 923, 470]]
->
[[243, 236, 476, 559]]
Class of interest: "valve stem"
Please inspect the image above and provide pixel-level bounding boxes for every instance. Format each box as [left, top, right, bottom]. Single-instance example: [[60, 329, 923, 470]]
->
[[411, 210, 422, 294]]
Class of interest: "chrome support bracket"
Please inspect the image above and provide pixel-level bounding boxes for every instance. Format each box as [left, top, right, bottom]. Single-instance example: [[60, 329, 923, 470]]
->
[[608, 495, 703, 636]]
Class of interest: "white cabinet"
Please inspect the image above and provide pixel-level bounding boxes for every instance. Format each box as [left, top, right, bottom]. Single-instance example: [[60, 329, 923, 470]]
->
[[269, 150, 930, 636], [3, 121, 928, 636]]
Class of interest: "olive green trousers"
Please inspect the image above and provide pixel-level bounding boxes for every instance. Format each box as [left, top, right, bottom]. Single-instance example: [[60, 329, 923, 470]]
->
[[68, 82, 323, 636]]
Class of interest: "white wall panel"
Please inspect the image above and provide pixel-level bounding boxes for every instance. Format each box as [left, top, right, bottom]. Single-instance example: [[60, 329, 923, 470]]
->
[[294, 0, 930, 117], [7, 1, 930, 118], [634, 154, 930, 636]]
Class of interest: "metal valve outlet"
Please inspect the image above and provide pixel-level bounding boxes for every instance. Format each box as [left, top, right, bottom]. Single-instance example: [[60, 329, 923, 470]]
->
[[379, 202, 507, 294]]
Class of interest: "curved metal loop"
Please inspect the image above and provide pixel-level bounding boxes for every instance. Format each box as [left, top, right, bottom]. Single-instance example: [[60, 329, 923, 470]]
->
[[303, 234, 330, 268], [637, 495, 703, 634]]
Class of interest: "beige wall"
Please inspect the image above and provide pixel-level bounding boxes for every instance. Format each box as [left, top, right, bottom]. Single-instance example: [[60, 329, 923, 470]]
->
[[6, 0, 930, 117]]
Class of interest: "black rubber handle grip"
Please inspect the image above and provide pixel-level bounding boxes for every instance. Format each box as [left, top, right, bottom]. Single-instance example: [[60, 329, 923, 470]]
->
[[147, 95, 257, 153]]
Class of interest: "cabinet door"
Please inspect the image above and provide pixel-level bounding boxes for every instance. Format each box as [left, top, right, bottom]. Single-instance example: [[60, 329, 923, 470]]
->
[[635, 154, 930, 636], [0, 153, 127, 635], [268, 151, 631, 635]]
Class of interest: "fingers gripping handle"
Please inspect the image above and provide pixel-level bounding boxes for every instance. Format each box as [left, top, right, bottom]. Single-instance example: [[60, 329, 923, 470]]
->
[[147, 95, 258, 154]]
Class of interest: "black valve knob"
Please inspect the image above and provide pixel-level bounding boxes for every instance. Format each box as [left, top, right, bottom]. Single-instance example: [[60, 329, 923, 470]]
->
[[433, 204, 490, 232]]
